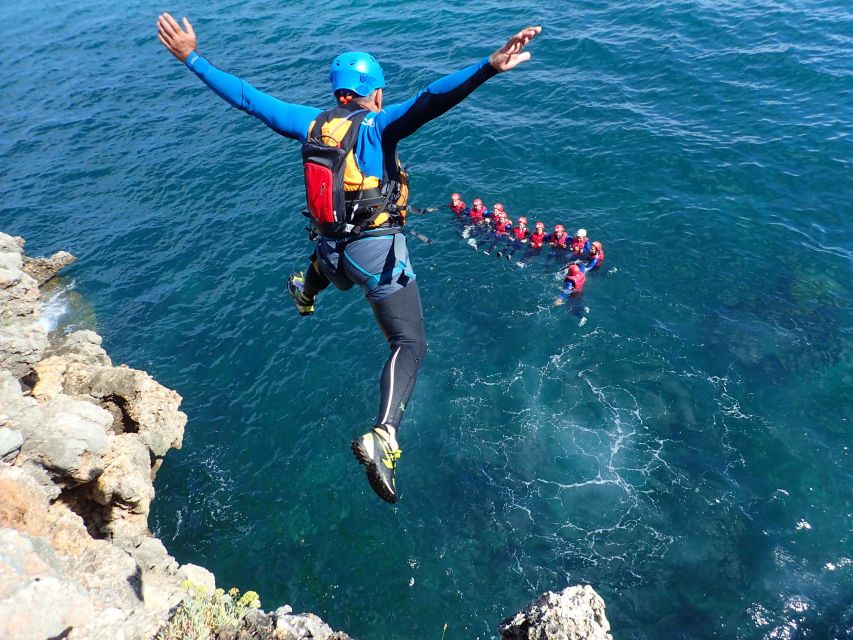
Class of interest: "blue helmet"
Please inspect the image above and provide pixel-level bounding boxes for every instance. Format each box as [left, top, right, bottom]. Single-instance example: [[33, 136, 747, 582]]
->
[[329, 52, 385, 96]]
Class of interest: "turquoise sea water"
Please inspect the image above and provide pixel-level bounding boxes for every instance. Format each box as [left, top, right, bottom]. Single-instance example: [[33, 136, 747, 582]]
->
[[2, 0, 851, 638]]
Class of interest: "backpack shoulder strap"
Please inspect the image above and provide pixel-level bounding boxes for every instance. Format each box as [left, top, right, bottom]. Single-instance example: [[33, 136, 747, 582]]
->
[[337, 110, 368, 151], [309, 108, 368, 148]]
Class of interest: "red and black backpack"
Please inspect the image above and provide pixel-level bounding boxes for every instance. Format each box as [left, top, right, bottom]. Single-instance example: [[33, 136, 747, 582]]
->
[[301, 107, 369, 238]]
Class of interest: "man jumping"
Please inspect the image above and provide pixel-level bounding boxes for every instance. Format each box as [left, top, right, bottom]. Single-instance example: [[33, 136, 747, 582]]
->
[[157, 13, 541, 503]]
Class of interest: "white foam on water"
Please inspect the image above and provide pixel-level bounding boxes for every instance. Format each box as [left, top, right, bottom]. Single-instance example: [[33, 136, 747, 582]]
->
[[39, 279, 75, 332], [824, 557, 851, 571]]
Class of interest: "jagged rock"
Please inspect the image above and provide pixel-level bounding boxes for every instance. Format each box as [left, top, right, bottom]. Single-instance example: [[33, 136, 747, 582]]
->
[[37, 331, 185, 455], [219, 609, 276, 640], [93, 434, 155, 515], [0, 234, 25, 283], [49, 329, 112, 367], [19, 393, 111, 485], [0, 460, 182, 640], [140, 568, 185, 615], [59, 537, 142, 612], [0, 233, 202, 640], [22, 250, 76, 286], [31, 354, 67, 400], [0, 464, 51, 537], [274, 609, 353, 640], [212, 607, 353, 640], [0, 427, 23, 461], [131, 536, 178, 575], [0, 234, 24, 252], [73, 433, 156, 547], [46, 498, 101, 557], [499, 585, 612, 640], [61, 359, 186, 457], [101, 516, 147, 548], [0, 232, 48, 379], [0, 370, 34, 419], [0, 232, 436, 640]]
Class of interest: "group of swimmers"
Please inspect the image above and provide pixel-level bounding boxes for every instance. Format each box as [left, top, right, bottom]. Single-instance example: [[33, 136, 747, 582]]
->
[[448, 193, 606, 306]]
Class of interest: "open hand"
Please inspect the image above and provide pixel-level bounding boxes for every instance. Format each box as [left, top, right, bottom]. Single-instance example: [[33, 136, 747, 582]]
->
[[489, 26, 542, 72], [157, 12, 196, 62]]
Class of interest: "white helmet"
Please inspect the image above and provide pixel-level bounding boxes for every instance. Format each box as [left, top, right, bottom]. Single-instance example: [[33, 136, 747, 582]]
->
[[576, 228, 587, 238]]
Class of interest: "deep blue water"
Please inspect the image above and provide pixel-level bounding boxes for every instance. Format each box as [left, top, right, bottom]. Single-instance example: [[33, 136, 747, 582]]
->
[[2, 1, 852, 638]]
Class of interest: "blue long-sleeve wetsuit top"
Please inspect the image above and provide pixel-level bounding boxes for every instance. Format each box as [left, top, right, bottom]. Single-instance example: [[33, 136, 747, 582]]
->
[[557, 280, 575, 302], [184, 51, 498, 187]]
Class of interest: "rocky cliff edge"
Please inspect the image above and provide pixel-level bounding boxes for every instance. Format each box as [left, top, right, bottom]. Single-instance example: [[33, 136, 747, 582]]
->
[[0, 231, 611, 640]]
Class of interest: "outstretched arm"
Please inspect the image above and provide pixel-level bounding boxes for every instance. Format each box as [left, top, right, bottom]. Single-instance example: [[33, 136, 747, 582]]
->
[[380, 25, 542, 141], [157, 13, 319, 141], [554, 280, 574, 305]]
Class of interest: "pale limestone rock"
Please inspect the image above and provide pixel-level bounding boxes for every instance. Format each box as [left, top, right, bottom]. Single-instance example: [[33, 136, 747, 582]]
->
[[0, 427, 23, 461], [141, 569, 185, 614], [132, 536, 178, 575], [50, 329, 112, 367], [275, 610, 345, 640], [178, 563, 217, 592], [0, 232, 48, 379], [92, 434, 154, 515], [58, 538, 141, 610], [0, 371, 34, 420], [499, 585, 612, 640], [31, 354, 67, 400], [20, 393, 111, 484], [59, 359, 186, 456]]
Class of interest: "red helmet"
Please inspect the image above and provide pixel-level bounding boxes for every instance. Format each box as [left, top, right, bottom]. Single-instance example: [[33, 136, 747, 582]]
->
[[496, 210, 506, 219], [535, 221, 545, 230], [473, 198, 483, 207], [451, 193, 461, 200], [518, 216, 527, 225], [592, 241, 602, 251], [554, 224, 565, 234], [568, 264, 582, 276], [493, 203, 504, 212]]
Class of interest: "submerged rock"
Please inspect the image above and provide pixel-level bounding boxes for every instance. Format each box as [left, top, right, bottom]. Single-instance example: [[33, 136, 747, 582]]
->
[[499, 585, 612, 640]]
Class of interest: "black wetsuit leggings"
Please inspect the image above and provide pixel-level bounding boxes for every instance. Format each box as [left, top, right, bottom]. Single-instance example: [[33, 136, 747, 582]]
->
[[304, 268, 427, 431]]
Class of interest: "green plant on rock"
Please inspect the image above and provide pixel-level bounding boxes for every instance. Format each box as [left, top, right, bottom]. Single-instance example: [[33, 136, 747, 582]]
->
[[157, 581, 261, 640]]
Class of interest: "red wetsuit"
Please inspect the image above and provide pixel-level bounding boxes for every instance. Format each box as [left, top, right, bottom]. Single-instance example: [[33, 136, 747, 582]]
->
[[495, 218, 512, 235], [468, 206, 485, 221], [512, 226, 530, 241]]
